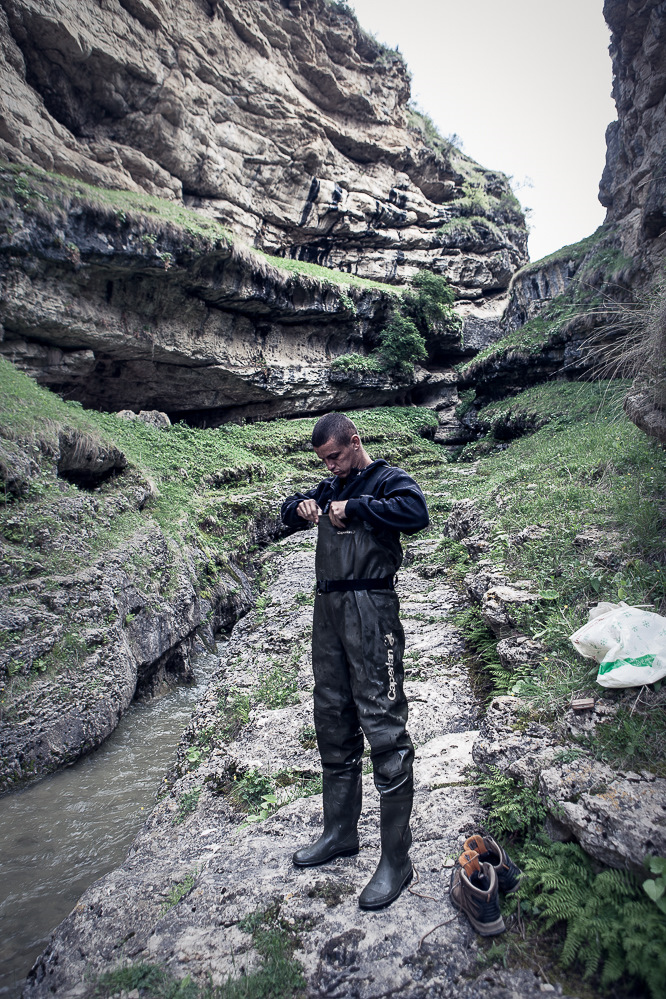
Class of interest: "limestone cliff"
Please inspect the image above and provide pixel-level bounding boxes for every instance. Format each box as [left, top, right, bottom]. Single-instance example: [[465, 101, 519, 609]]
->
[[453, 0, 666, 443], [600, 0, 666, 253], [0, 0, 526, 291]]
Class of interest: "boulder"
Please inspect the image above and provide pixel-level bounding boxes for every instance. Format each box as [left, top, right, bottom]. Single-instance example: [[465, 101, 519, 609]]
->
[[496, 635, 545, 672], [445, 499, 488, 542], [117, 409, 172, 429], [481, 584, 539, 638], [473, 696, 666, 873], [539, 760, 666, 872], [464, 565, 508, 604]]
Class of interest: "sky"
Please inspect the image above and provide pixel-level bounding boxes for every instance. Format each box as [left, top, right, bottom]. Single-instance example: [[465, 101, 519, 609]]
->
[[350, 0, 617, 263]]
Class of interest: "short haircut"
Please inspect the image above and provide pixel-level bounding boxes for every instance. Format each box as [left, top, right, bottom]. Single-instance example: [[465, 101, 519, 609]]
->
[[311, 412, 358, 448]]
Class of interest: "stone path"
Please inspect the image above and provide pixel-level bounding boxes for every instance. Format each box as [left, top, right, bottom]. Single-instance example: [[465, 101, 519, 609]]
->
[[26, 530, 571, 999]]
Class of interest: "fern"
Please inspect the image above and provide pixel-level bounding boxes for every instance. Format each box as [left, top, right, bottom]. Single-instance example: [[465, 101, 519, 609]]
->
[[479, 767, 546, 839], [517, 840, 666, 998]]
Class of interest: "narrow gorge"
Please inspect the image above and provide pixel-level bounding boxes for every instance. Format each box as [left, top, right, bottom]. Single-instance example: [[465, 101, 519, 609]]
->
[[1, 1, 665, 998]]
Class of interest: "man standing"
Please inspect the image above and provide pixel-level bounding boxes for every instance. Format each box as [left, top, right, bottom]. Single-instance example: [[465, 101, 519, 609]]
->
[[281, 412, 429, 909]]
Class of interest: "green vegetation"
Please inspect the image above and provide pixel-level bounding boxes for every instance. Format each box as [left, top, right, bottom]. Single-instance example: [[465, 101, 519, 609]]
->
[[437, 214, 504, 244], [1, 161, 398, 295], [330, 353, 382, 375], [480, 767, 547, 840], [460, 228, 640, 380], [1, 160, 232, 247], [332, 271, 461, 377], [438, 381, 666, 713], [504, 840, 666, 999], [407, 104, 462, 160], [230, 765, 322, 825], [173, 788, 202, 825], [255, 250, 396, 293], [96, 902, 306, 998], [516, 227, 606, 278], [160, 871, 198, 915], [377, 313, 427, 372], [457, 295, 579, 377]]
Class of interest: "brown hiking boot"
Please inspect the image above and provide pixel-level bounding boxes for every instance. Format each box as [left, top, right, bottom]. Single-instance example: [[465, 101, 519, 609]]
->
[[450, 851, 505, 936], [463, 833, 522, 894]]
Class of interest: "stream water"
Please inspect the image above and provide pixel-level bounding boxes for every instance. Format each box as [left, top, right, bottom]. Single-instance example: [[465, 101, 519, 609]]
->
[[0, 647, 219, 998]]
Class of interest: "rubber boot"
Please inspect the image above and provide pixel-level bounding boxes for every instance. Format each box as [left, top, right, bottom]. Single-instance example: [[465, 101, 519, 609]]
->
[[292, 770, 362, 867], [358, 790, 413, 910]]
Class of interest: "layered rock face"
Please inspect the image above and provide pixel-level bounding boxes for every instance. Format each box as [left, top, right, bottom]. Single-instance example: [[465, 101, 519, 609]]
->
[[0, 0, 526, 292], [458, 0, 666, 434], [600, 0, 666, 255], [598, 0, 666, 442], [0, 180, 408, 421]]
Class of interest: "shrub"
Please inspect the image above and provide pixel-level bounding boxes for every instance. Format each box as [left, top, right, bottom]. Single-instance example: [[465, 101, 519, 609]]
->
[[376, 314, 427, 373], [330, 353, 381, 375], [402, 271, 458, 329]]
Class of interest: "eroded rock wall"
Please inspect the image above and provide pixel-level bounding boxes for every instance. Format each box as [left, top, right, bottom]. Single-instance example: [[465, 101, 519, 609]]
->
[[0, 183, 413, 421], [0, 0, 527, 291], [600, 0, 666, 256]]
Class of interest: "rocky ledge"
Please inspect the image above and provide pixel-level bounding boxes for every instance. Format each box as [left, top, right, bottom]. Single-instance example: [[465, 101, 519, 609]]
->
[[25, 529, 576, 999], [0, 166, 512, 423]]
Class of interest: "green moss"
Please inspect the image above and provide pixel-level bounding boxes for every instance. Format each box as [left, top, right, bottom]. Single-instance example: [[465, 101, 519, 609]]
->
[[256, 250, 400, 293]]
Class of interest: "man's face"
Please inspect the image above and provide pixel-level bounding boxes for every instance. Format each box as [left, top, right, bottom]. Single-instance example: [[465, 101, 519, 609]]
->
[[314, 435, 360, 479]]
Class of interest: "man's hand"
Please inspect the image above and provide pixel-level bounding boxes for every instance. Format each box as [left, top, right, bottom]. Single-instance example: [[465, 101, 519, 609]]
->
[[296, 499, 322, 523], [329, 500, 348, 528]]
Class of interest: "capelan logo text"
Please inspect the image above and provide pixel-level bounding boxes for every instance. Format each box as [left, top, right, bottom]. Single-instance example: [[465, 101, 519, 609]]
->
[[385, 634, 397, 701]]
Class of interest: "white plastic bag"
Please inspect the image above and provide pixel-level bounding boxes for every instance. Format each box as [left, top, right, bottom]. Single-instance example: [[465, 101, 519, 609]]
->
[[570, 602, 666, 688]]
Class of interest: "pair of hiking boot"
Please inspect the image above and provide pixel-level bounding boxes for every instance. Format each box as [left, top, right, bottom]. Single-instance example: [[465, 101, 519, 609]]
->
[[449, 833, 522, 936], [292, 773, 412, 911]]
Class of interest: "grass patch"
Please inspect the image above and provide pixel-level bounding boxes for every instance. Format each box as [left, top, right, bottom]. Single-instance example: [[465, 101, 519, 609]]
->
[[457, 295, 579, 376], [173, 789, 202, 826], [514, 228, 605, 278], [1, 160, 401, 294], [1, 160, 231, 246], [255, 250, 397, 293], [586, 700, 666, 778], [96, 901, 307, 997], [160, 871, 198, 915]]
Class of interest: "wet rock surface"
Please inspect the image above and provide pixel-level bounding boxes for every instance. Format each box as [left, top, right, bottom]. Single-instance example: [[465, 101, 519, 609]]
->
[[24, 529, 575, 999], [473, 696, 666, 872]]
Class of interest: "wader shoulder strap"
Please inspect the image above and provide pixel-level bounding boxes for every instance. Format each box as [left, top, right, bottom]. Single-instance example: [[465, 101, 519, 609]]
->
[[316, 574, 396, 594]]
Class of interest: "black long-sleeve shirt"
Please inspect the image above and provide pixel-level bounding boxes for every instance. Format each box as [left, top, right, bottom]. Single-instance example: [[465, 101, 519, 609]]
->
[[281, 459, 429, 536]]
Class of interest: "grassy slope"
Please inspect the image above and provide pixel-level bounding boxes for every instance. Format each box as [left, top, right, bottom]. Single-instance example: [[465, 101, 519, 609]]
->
[[457, 227, 637, 379], [426, 380, 666, 779], [0, 354, 439, 622]]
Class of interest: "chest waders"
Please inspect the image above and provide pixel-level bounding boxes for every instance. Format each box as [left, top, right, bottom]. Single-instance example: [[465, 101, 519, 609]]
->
[[292, 514, 414, 909]]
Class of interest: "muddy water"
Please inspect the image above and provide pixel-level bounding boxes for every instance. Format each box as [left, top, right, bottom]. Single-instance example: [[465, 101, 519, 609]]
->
[[0, 648, 220, 998]]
